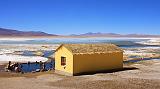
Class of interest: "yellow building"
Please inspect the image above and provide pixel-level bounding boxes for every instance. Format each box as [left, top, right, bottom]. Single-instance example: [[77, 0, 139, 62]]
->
[[55, 43, 123, 76]]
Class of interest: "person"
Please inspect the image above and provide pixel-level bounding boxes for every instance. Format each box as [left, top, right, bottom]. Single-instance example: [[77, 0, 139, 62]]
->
[[43, 62, 46, 71], [28, 61, 31, 66], [20, 64, 24, 73], [17, 63, 22, 72], [50, 61, 54, 70], [7, 61, 11, 70], [14, 63, 20, 72], [15, 66, 18, 73], [10, 63, 16, 71], [39, 61, 43, 71]]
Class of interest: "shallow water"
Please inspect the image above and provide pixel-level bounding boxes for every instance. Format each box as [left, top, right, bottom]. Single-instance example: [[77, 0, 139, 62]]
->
[[0, 38, 148, 44], [0, 38, 157, 49], [22, 50, 54, 57], [124, 58, 160, 63], [20, 60, 54, 73]]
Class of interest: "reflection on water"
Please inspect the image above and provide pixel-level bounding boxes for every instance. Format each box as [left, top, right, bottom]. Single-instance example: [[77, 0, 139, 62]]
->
[[43, 51, 54, 57], [124, 58, 160, 63], [20, 60, 54, 73], [22, 50, 54, 58], [23, 51, 34, 56]]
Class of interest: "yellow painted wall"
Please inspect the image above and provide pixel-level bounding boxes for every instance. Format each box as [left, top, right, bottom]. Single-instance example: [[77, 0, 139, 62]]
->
[[73, 52, 123, 74], [55, 46, 73, 74]]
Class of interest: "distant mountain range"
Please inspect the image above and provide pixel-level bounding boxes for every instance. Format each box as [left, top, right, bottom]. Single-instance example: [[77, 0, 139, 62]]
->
[[71, 32, 160, 38], [71, 32, 121, 37], [0, 28, 57, 37], [0, 28, 159, 38]]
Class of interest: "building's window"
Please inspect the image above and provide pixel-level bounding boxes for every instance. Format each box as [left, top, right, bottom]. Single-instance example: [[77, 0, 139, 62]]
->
[[61, 56, 66, 66]]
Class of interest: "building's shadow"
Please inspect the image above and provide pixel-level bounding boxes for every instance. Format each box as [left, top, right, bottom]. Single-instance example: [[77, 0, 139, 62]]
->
[[74, 67, 138, 76]]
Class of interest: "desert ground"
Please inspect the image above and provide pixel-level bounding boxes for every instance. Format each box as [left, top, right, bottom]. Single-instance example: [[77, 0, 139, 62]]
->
[[0, 59, 160, 89]]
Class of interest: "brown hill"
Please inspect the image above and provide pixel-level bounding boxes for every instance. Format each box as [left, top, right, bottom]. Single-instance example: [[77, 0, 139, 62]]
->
[[0, 28, 58, 37]]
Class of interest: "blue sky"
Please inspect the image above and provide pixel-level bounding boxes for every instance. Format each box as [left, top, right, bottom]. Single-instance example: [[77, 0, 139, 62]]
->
[[0, 0, 160, 35]]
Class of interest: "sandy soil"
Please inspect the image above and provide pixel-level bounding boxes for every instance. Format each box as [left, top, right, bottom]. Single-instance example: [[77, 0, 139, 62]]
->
[[0, 59, 160, 89]]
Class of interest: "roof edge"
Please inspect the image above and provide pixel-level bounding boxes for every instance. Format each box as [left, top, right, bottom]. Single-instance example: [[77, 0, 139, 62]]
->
[[55, 44, 73, 54], [55, 44, 64, 52]]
